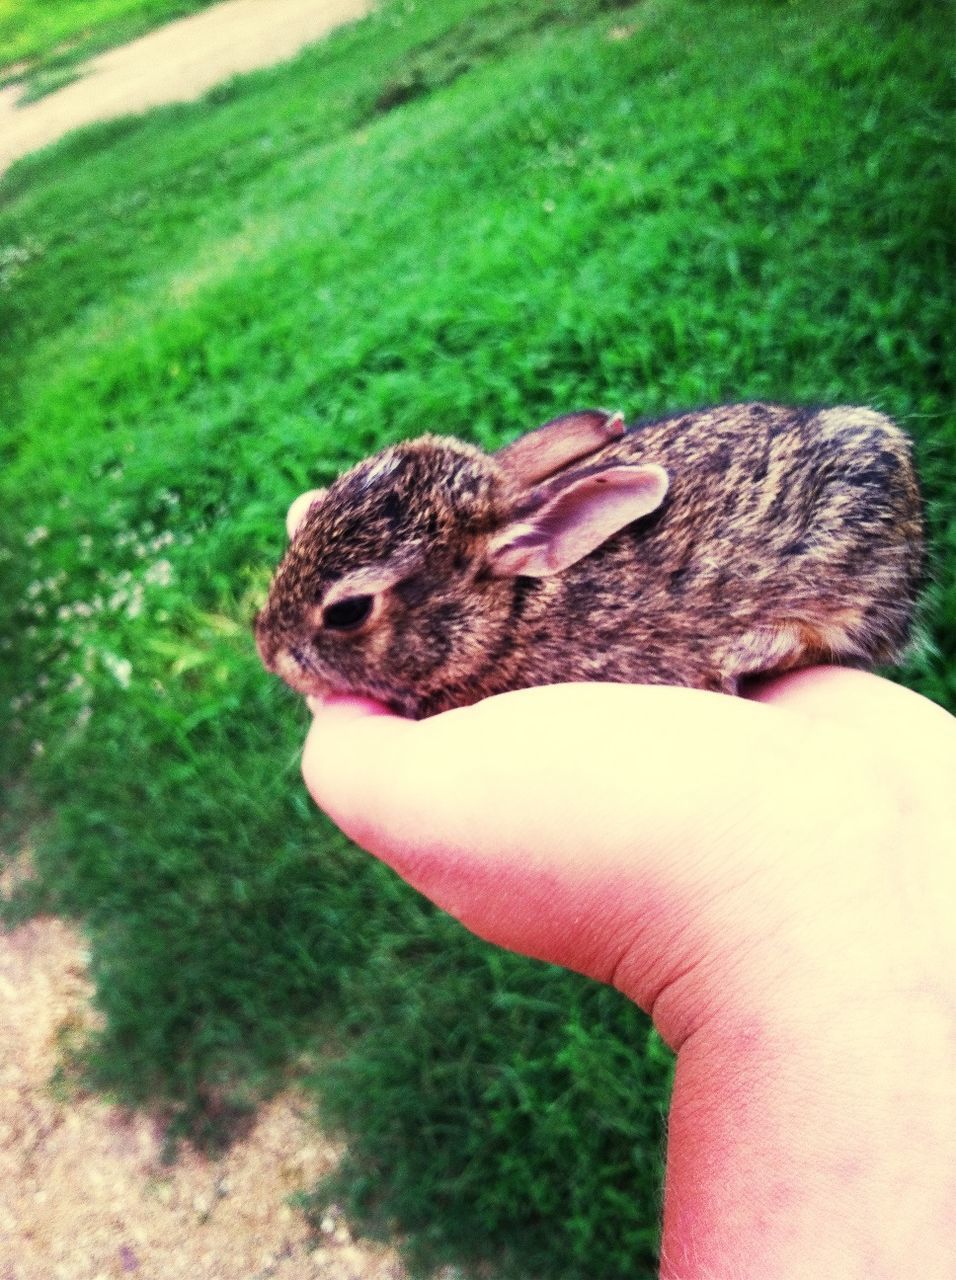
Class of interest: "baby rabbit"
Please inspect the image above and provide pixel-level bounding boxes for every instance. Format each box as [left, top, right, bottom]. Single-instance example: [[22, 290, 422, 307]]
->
[[255, 402, 924, 718]]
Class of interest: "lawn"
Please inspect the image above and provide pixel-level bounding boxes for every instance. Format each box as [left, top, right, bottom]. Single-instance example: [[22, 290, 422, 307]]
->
[[1, 0, 953, 1276]]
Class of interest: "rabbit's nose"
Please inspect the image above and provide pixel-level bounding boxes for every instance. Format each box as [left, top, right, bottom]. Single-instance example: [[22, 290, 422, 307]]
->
[[286, 488, 327, 539]]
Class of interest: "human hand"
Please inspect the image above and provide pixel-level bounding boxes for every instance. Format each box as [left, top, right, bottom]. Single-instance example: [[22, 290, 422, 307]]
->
[[301, 669, 955, 1279]]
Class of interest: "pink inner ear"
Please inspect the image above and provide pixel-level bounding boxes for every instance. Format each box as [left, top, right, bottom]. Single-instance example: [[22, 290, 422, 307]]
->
[[488, 463, 669, 577]]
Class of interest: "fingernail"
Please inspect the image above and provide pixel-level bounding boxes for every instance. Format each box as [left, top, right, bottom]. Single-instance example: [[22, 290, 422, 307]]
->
[[307, 693, 393, 719]]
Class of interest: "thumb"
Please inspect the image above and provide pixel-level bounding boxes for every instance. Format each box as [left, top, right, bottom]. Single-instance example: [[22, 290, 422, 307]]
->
[[300, 683, 841, 1029]]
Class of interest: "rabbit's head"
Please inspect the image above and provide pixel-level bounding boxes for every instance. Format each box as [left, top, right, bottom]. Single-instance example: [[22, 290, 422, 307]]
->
[[255, 410, 668, 715]]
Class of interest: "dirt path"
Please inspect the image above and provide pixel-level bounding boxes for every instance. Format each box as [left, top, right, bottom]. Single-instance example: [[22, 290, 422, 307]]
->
[[0, 0, 372, 175], [0, 909, 407, 1279]]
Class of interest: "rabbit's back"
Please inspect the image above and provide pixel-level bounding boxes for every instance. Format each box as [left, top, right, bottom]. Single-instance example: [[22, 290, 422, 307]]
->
[[504, 403, 923, 695]]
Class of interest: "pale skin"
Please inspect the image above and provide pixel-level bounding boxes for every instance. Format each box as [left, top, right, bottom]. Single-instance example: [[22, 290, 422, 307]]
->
[[290, 491, 956, 1279]]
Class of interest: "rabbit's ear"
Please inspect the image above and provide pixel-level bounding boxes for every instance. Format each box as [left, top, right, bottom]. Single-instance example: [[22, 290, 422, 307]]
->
[[286, 488, 327, 539], [495, 409, 625, 486], [486, 463, 668, 577]]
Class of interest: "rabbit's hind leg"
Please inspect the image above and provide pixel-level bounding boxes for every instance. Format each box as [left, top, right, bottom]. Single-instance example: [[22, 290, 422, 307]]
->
[[725, 619, 839, 685]]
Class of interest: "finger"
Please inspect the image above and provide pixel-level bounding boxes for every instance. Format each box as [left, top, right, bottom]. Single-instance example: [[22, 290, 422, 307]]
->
[[302, 687, 657, 983], [300, 683, 835, 1011], [305, 682, 795, 866], [750, 666, 955, 779], [301, 693, 418, 851]]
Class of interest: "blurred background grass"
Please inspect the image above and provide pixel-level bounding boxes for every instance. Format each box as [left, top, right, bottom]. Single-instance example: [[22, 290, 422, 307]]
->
[[1, 1, 953, 1276]]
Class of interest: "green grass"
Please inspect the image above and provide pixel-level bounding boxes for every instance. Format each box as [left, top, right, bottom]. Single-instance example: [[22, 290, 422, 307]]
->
[[0, 0, 224, 99], [1, 0, 953, 1276]]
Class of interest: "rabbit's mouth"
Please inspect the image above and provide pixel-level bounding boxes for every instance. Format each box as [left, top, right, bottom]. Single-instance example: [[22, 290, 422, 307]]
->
[[263, 642, 397, 708], [288, 645, 321, 680], [256, 626, 422, 716]]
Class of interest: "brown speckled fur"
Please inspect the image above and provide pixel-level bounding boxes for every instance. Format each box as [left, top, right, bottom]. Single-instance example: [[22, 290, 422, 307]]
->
[[255, 403, 924, 718]]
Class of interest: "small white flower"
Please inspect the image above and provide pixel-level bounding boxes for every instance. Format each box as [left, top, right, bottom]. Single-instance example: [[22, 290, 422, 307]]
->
[[144, 559, 173, 588], [126, 583, 145, 618], [25, 526, 49, 546], [101, 651, 132, 689]]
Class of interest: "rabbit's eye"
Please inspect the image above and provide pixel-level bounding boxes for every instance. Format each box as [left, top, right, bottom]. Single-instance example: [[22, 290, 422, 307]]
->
[[322, 594, 373, 632]]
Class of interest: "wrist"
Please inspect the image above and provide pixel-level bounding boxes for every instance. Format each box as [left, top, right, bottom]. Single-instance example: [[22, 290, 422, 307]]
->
[[661, 986, 956, 1280]]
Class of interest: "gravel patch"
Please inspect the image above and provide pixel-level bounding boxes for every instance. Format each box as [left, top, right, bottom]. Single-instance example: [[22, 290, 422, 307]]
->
[[0, 913, 407, 1279]]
